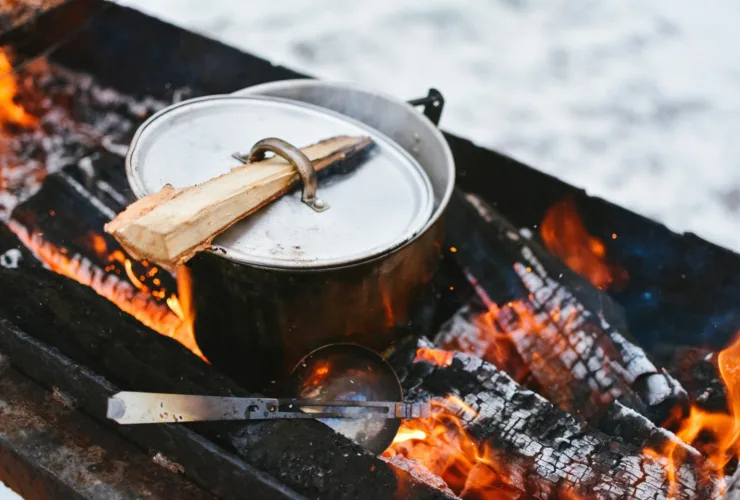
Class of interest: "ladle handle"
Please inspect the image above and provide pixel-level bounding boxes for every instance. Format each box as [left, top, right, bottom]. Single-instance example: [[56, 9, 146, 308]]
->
[[106, 392, 431, 424]]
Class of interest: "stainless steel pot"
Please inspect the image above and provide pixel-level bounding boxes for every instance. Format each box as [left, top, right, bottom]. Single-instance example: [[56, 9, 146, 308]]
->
[[127, 82, 455, 391]]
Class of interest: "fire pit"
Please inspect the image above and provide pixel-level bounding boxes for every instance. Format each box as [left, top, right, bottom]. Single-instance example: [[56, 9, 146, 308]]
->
[[0, 1, 738, 499]]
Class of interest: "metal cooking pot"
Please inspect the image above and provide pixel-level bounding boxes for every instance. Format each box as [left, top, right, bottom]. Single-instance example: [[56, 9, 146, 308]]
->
[[126, 82, 455, 391]]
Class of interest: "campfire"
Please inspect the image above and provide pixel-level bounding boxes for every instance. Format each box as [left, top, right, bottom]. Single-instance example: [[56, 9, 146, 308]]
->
[[0, 3, 738, 499]]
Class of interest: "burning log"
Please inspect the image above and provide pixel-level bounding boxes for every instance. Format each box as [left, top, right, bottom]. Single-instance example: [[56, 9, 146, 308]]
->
[[104, 135, 375, 270], [389, 338, 721, 499], [0, 224, 453, 500], [440, 190, 687, 424], [662, 346, 728, 413], [9, 165, 186, 343]]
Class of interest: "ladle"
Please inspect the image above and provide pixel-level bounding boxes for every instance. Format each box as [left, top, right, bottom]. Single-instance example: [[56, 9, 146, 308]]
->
[[107, 343, 428, 453], [286, 343, 411, 453]]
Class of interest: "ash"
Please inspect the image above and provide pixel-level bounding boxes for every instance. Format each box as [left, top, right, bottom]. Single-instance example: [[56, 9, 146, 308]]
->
[[0, 58, 173, 220]]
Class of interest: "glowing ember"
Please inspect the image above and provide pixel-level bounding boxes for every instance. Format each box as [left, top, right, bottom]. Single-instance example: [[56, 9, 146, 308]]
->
[[8, 221, 206, 360], [414, 347, 454, 367], [540, 195, 627, 290], [0, 49, 36, 128], [0, 49, 205, 361], [393, 428, 428, 444], [384, 397, 518, 499]]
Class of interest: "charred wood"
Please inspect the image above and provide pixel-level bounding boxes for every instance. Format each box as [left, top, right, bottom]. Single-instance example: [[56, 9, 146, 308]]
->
[[391, 337, 720, 499], [0, 0, 67, 35], [441, 190, 687, 423], [11, 164, 178, 302], [596, 401, 700, 455], [0, 226, 453, 500], [0, 358, 213, 500], [661, 345, 727, 413], [0, 303, 301, 500], [380, 455, 456, 497], [724, 466, 740, 500]]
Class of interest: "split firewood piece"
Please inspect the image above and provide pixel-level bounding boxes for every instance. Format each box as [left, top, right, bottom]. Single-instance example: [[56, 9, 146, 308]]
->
[[104, 135, 374, 270]]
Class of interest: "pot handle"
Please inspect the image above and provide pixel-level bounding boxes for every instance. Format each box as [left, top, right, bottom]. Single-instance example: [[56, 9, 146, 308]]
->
[[407, 88, 444, 127], [232, 138, 329, 212]]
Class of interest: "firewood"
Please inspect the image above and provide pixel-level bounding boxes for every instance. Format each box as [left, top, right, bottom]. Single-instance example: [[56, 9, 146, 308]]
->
[[662, 345, 728, 413], [440, 190, 688, 424], [724, 466, 740, 500], [390, 337, 721, 499], [0, 223, 452, 500], [104, 135, 374, 270]]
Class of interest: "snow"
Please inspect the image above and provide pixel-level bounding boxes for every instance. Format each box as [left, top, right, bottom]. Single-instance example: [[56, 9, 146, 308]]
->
[[0, 483, 18, 500], [113, 0, 740, 253]]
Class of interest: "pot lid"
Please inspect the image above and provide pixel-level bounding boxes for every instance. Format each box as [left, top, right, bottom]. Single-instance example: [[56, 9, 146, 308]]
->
[[126, 95, 434, 269]]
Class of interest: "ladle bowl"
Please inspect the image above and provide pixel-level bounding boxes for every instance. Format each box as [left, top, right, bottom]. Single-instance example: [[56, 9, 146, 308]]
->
[[287, 343, 403, 454]]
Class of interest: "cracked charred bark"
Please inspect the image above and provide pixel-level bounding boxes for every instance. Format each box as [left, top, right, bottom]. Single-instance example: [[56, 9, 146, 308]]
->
[[392, 338, 720, 499], [440, 191, 687, 424]]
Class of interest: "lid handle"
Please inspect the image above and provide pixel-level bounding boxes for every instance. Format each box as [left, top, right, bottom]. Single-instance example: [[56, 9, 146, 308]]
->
[[233, 138, 329, 212]]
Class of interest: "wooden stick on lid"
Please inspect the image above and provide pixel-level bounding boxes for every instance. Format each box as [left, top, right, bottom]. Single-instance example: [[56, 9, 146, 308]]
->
[[105, 135, 374, 270]]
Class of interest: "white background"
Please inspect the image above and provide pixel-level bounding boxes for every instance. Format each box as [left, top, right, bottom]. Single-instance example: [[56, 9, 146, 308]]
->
[[2, 1, 739, 498]]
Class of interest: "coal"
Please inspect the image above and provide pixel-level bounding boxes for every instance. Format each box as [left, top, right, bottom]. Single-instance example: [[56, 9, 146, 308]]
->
[[725, 466, 740, 500]]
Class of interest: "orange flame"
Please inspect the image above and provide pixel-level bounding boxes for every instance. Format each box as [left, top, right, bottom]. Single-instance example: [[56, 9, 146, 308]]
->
[[0, 49, 36, 127], [439, 300, 559, 386], [414, 347, 454, 367], [540, 195, 627, 291], [654, 333, 740, 494], [384, 396, 519, 498], [8, 222, 206, 360], [0, 49, 207, 359], [169, 264, 205, 360]]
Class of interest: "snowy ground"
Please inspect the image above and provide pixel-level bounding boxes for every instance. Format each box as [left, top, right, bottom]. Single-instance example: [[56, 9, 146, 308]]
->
[[116, 0, 740, 253], [2, 1, 739, 498]]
